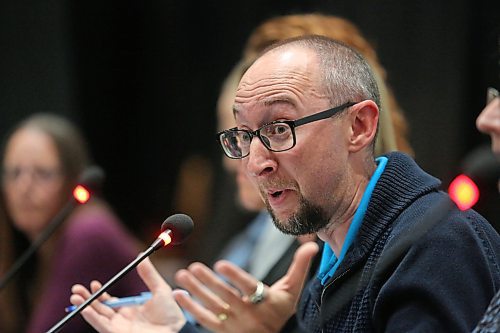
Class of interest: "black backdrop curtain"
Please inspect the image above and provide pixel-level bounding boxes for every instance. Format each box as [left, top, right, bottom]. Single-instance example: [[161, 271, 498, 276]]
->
[[0, 0, 498, 249]]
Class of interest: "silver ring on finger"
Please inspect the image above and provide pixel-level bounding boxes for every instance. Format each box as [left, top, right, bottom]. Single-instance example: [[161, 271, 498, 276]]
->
[[249, 281, 265, 304]]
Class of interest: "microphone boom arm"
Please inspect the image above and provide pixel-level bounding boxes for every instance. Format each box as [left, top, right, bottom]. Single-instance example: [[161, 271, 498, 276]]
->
[[46, 230, 171, 333]]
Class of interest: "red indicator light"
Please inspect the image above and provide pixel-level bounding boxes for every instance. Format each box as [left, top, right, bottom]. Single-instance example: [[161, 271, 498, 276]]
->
[[73, 185, 91, 204], [448, 174, 480, 211]]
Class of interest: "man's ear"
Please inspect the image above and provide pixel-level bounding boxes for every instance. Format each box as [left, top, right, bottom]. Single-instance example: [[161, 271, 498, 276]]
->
[[347, 100, 379, 153]]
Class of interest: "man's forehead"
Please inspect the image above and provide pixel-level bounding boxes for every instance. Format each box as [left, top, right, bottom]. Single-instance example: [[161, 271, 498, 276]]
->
[[234, 47, 319, 107], [241, 46, 314, 81]]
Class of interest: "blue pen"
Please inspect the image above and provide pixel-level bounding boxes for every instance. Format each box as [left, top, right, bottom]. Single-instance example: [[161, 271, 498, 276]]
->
[[65, 292, 152, 313]]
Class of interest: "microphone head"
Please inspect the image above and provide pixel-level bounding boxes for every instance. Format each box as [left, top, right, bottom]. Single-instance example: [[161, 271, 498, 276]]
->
[[161, 213, 194, 245], [461, 145, 500, 183], [77, 166, 105, 192]]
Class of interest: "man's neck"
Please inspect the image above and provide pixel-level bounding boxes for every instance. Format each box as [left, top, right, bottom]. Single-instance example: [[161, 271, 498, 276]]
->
[[318, 158, 377, 255], [317, 179, 366, 255]]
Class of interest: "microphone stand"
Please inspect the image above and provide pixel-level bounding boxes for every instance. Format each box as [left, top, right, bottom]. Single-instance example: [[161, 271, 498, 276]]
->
[[46, 230, 171, 333]]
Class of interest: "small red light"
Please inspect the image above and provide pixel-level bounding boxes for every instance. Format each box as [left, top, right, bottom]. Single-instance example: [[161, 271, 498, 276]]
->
[[448, 174, 480, 211], [73, 185, 91, 204]]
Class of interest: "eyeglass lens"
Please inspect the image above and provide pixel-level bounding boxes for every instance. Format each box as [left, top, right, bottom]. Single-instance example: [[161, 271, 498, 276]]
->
[[220, 122, 294, 158]]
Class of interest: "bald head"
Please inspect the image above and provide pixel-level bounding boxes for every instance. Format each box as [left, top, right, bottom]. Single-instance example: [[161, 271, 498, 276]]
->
[[235, 46, 328, 111], [240, 35, 380, 109]]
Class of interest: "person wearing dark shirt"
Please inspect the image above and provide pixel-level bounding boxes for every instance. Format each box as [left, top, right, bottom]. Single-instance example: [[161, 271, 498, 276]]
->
[[71, 37, 500, 333]]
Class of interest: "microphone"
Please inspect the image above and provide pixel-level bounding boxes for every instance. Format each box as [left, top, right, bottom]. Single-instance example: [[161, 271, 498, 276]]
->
[[0, 165, 105, 291], [46, 213, 194, 333], [161, 213, 195, 245], [461, 144, 500, 185], [74, 165, 105, 201]]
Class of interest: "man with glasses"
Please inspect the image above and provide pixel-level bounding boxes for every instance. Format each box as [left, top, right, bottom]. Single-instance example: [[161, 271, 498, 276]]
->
[[217, 101, 355, 160], [71, 36, 500, 333]]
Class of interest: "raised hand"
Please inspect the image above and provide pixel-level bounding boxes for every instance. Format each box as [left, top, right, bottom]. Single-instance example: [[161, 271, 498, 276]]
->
[[174, 241, 319, 333], [70, 257, 186, 333]]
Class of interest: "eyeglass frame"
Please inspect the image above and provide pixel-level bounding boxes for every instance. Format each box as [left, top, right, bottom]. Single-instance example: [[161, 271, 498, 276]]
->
[[216, 101, 356, 159]]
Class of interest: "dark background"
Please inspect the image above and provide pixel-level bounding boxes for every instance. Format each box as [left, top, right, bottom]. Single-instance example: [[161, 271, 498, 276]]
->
[[1, 1, 499, 252]]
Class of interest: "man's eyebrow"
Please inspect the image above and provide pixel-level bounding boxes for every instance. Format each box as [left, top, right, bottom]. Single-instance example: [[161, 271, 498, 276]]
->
[[261, 95, 295, 107], [263, 96, 294, 107]]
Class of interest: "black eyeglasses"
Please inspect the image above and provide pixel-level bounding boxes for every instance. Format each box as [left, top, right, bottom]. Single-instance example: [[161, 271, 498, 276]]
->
[[216, 101, 355, 159]]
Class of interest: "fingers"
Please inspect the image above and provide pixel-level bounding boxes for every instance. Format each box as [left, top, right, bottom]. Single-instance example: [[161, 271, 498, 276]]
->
[[213, 261, 262, 297], [179, 263, 241, 300], [70, 282, 115, 333], [215, 241, 319, 299], [175, 262, 255, 332], [72, 282, 115, 316], [172, 243, 319, 333], [173, 289, 225, 330], [89, 280, 114, 301], [70, 285, 88, 307], [175, 263, 241, 313], [137, 257, 172, 294], [69, 260, 187, 333], [280, 241, 319, 295]]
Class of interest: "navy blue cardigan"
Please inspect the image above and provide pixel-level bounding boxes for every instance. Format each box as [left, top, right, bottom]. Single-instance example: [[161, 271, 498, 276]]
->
[[298, 152, 500, 332], [179, 152, 500, 332]]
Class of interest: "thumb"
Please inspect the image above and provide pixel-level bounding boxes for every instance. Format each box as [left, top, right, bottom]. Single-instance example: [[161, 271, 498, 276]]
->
[[276, 241, 319, 298], [137, 257, 172, 293]]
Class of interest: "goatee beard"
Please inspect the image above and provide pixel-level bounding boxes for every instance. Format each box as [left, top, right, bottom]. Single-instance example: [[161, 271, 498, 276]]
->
[[266, 194, 329, 236]]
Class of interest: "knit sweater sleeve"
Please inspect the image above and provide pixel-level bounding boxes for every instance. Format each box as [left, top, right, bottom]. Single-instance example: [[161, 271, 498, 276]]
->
[[372, 208, 500, 333]]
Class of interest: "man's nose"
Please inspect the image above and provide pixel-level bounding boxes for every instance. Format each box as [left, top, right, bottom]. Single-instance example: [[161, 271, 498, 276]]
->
[[245, 137, 277, 178]]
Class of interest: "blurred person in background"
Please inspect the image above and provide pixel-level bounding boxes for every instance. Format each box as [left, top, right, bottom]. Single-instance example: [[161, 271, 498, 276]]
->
[[473, 88, 500, 333], [476, 89, 500, 189], [0, 113, 145, 333]]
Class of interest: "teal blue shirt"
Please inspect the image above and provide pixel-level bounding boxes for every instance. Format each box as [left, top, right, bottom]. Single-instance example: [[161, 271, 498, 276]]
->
[[317, 156, 388, 285]]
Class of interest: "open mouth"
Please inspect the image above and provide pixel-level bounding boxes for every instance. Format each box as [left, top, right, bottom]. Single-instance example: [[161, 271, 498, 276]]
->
[[271, 190, 283, 198]]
